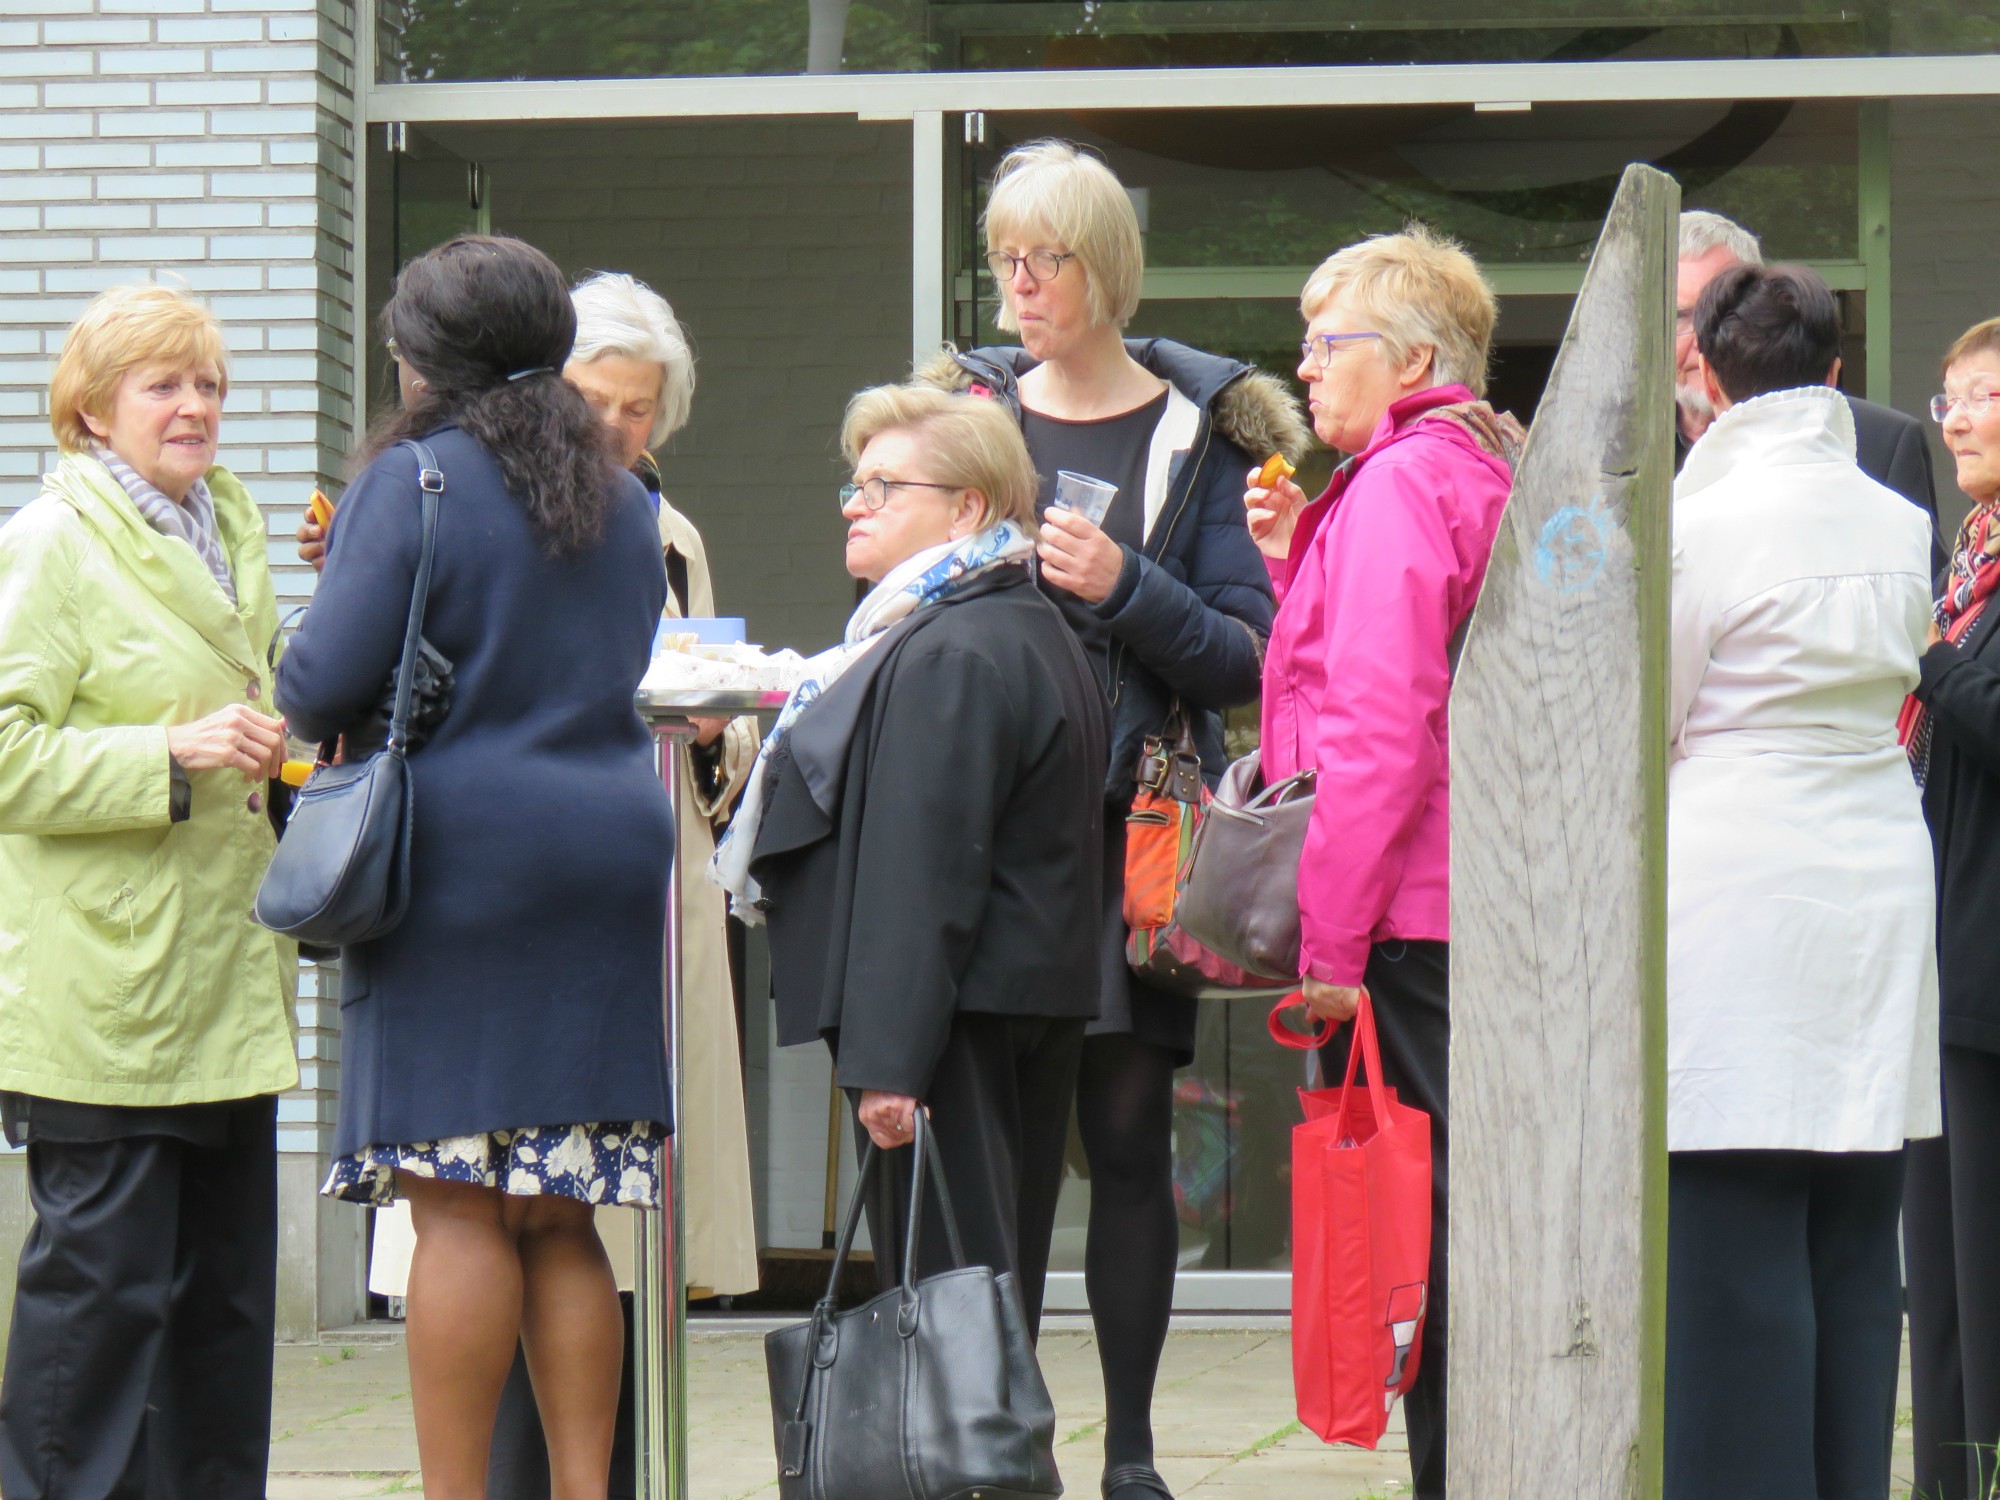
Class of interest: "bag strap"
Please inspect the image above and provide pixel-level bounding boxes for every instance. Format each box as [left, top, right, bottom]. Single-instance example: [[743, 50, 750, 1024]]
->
[[1266, 989, 1386, 1114], [1267, 995, 1330, 1050], [385, 439, 444, 755], [808, 1106, 970, 1317], [906, 1108, 968, 1285], [1333, 989, 1387, 1125], [791, 1131, 877, 1424]]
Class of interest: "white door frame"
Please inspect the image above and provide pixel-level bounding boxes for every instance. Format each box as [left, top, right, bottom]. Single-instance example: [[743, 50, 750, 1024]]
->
[[355, 47, 1981, 1310]]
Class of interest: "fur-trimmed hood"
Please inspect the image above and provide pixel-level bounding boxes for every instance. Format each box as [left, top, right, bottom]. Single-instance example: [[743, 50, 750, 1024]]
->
[[914, 340, 1312, 467]]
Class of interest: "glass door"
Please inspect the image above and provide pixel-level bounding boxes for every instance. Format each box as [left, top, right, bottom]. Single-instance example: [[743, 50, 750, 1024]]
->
[[956, 97, 1873, 1308]]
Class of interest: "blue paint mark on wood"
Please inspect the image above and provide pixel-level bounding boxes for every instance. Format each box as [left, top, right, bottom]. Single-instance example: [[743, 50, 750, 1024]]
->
[[1533, 500, 1612, 594]]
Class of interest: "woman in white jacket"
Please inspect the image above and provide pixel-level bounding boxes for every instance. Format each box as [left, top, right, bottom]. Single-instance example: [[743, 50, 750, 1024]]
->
[[1666, 263, 1939, 1500]]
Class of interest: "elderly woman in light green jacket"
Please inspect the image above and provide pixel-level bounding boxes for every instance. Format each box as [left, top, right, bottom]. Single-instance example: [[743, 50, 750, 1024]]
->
[[0, 283, 299, 1499]]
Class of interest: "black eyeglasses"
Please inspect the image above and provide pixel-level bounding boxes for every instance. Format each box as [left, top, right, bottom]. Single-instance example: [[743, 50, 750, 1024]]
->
[[986, 249, 1076, 284], [839, 477, 962, 513]]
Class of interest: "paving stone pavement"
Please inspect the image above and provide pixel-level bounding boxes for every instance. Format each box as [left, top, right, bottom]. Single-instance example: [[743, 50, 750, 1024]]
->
[[267, 1317, 1924, 1498]]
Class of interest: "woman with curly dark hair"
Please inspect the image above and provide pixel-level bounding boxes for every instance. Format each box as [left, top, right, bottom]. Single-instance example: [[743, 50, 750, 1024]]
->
[[277, 235, 674, 1500]]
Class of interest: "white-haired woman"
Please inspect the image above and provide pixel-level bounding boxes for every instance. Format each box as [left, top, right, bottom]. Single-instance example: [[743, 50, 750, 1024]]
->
[[562, 271, 759, 1308], [920, 139, 1306, 1500], [1246, 226, 1520, 1500]]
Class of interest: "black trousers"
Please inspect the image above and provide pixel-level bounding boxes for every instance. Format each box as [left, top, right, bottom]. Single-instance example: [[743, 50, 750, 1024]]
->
[[1664, 1148, 1906, 1500], [1318, 940, 1450, 1500], [1905, 1044, 2000, 1500], [0, 1095, 278, 1500], [854, 1012, 1086, 1332]]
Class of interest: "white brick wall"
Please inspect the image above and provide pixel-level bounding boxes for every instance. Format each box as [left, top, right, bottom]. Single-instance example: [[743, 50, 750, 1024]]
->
[[1890, 97, 2000, 542], [0, 5, 361, 1172], [0, 0, 358, 613]]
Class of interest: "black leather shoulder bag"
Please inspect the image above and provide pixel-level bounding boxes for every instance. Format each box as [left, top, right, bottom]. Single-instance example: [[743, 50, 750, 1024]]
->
[[764, 1110, 1063, 1500], [254, 439, 443, 949]]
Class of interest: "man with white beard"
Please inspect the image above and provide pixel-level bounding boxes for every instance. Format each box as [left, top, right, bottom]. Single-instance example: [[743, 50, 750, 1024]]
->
[[1674, 210, 1942, 575]]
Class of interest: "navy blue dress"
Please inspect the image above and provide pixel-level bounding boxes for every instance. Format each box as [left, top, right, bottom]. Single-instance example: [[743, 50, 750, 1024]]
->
[[277, 426, 674, 1182]]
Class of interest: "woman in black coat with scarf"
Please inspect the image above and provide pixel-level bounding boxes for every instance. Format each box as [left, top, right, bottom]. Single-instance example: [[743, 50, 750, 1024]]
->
[[1903, 314, 2000, 1500], [278, 236, 673, 1500], [720, 382, 1106, 1331], [917, 140, 1306, 1500]]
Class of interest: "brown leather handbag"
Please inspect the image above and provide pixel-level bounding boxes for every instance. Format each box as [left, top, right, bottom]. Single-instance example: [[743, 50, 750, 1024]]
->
[[1123, 708, 1295, 999], [1172, 751, 1318, 983]]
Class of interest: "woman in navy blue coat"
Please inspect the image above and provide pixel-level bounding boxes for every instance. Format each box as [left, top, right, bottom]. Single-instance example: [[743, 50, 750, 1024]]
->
[[278, 236, 672, 1500]]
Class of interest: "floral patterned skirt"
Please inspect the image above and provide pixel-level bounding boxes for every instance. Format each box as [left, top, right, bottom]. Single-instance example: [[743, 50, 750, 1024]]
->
[[320, 1121, 664, 1209]]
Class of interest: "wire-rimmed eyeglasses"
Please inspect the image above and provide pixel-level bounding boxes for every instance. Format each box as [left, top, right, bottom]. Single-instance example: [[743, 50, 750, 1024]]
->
[[839, 477, 962, 513], [1300, 331, 1383, 369], [986, 249, 1076, 284], [1932, 390, 1997, 423]]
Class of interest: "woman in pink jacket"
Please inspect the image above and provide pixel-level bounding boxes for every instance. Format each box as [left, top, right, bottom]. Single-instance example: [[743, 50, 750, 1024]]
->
[[1244, 225, 1517, 1500]]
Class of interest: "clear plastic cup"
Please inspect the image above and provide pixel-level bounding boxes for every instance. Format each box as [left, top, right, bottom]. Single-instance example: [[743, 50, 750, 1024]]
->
[[1052, 470, 1118, 527]]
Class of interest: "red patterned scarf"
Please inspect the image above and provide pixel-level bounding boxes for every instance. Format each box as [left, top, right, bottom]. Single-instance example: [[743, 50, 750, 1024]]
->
[[1900, 501, 2000, 777]]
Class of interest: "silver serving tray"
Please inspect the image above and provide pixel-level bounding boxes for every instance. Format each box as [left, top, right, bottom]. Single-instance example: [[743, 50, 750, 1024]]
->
[[634, 686, 790, 718]]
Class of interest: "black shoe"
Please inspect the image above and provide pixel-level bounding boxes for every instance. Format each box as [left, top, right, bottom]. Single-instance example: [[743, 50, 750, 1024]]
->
[[1102, 1462, 1174, 1500]]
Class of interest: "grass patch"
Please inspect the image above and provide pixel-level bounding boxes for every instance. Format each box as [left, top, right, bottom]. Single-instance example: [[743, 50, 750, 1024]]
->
[[1235, 1420, 1303, 1459]]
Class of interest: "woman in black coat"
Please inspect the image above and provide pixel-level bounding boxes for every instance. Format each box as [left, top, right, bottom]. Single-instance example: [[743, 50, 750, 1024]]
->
[[1903, 313, 2000, 1500], [918, 140, 1305, 1500], [277, 236, 672, 1500], [722, 383, 1106, 1327]]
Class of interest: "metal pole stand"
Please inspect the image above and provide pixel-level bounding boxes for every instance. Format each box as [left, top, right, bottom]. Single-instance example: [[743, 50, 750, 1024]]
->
[[632, 687, 785, 1500], [638, 713, 693, 1500]]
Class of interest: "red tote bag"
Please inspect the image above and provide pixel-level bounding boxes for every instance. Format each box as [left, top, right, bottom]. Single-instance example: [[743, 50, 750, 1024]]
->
[[1269, 991, 1433, 1448]]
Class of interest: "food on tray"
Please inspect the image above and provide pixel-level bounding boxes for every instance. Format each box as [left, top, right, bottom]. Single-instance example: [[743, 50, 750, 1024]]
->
[[639, 636, 806, 695]]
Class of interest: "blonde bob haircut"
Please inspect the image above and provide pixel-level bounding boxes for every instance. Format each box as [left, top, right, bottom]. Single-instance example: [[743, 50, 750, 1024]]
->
[[1299, 225, 1498, 397], [840, 385, 1039, 537], [569, 270, 696, 447], [982, 139, 1144, 333], [49, 283, 230, 454]]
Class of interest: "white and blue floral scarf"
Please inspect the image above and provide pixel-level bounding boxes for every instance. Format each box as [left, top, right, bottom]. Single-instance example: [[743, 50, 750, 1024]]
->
[[711, 522, 1034, 921]]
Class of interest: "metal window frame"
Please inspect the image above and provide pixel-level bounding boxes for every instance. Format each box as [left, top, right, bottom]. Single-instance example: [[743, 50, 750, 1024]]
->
[[367, 54, 2000, 124], [344, 48, 1942, 1313]]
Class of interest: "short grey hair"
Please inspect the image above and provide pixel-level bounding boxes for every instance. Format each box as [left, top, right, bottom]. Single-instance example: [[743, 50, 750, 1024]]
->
[[1678, 211, 1764, 267], [568, 270, 695, 446]]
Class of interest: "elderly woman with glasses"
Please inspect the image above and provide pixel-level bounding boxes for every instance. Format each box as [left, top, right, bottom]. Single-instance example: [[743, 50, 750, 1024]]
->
[[919, 139, 1305, 1500], [717, 384, 1106, 1365], [1902, 315, 2000, 1500], [1245, 225, 1520, 1500], [0, 283, 298, 1497]]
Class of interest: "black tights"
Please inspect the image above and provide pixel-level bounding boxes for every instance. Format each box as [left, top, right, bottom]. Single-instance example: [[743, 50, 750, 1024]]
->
[[1077, 1031, 1179, 1481]]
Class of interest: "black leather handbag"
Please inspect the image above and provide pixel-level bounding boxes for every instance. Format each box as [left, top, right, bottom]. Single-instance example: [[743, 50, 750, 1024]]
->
[[253, 440, 444, 948], [765, 1111, 1063, 1500]]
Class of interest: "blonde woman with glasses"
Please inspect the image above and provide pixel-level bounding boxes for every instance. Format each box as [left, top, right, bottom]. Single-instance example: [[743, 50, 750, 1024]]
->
[[921, 139, 1307, 1500], [1246, 225, 1521, 1500]]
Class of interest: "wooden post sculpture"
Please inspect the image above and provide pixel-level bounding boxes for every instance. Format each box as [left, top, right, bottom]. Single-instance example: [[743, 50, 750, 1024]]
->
[[1447, 162, 1679, 1497]]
